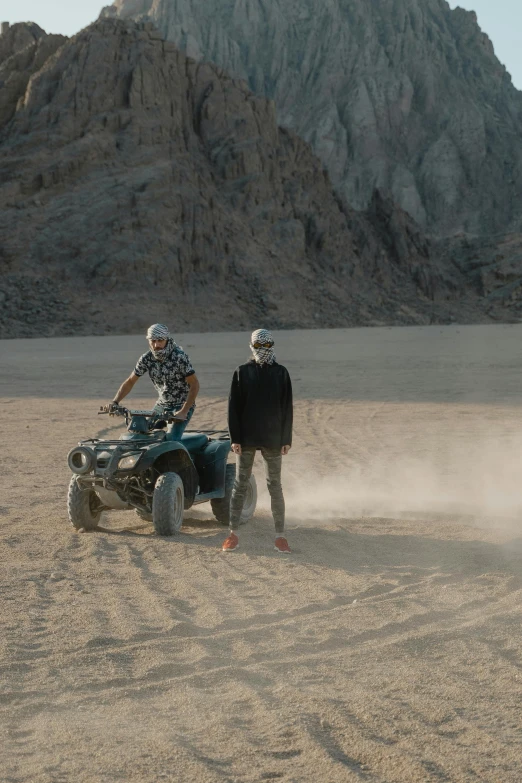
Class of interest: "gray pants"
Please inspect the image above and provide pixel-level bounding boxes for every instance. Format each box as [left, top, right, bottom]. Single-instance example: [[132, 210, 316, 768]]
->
[[229, 447, 285, 533]]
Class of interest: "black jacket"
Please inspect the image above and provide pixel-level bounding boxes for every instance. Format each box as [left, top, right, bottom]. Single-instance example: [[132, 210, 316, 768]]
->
[[228, 361, 293, 449]]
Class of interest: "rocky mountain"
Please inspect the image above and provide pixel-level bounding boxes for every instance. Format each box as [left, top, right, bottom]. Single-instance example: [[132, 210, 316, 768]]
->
[[2, 17, 488, 339], [102, 0, 522, 237]]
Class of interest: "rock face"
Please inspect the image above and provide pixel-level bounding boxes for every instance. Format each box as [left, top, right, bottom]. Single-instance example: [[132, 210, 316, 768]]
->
[[103, 0, 522, 236], [0, 23, 66, 127], [0, 21, 46, 59], [0, 18, 483, 338], [436, 232, 522, 321]]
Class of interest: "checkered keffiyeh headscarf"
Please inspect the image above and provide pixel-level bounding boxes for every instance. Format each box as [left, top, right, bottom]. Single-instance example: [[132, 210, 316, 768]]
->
[[250, 329, 276, 365], [146, 324, 176, 361], [146, 323, 170, 341]]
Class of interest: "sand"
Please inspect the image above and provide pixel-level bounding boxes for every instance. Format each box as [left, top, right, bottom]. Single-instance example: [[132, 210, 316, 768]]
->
[[1, 325, 521, 782]]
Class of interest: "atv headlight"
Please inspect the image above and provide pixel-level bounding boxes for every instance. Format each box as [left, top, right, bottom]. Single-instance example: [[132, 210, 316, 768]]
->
[[118, 453, 142, 470], [68, 446, 96, 475]]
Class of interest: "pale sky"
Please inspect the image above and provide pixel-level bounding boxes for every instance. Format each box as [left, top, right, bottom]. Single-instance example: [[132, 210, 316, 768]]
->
[[0, 0, 520, 89]]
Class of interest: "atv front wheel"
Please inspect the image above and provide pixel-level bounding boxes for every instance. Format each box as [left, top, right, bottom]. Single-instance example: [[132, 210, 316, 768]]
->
[[67, 476, 104, 531], [211, 463, 257, 525], [152, 472, 184, 536]]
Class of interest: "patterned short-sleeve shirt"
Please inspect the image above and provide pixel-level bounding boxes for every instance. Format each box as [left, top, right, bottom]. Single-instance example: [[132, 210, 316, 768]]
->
[[134, 346, 195, 408]]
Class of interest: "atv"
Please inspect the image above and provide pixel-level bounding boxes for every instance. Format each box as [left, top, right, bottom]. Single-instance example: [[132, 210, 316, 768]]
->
[[66, 405, 257, 535]]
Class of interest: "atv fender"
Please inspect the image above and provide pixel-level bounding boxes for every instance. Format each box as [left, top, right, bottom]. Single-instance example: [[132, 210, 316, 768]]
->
[[139, 442, 198, 508], [194, 439, 231, 497], [137, 441, 193, 473]]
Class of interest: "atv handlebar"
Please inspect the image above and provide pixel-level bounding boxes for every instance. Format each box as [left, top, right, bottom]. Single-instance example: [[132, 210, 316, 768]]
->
[[98, 405, 229, 437], [98, 405, 185, 423]]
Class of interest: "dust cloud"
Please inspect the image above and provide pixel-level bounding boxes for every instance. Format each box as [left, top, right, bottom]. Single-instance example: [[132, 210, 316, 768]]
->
[[277, 433, 522, 525]]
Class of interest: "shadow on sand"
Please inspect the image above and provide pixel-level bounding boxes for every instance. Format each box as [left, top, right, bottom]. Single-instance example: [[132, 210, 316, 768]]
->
[[94, 509, 522, 583]]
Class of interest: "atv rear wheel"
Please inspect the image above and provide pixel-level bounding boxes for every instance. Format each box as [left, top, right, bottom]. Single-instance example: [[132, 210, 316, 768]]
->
[[211, 463, 257, 525], [67, 476, 104, 531], [152, 472, 184, 536]]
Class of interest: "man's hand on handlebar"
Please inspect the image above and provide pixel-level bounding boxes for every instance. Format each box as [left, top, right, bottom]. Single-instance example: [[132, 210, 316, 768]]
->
[[98, 402, 124, 416]]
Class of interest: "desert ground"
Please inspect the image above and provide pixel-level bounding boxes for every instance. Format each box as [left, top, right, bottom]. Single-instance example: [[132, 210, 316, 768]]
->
[[1, 325, 521, 783]]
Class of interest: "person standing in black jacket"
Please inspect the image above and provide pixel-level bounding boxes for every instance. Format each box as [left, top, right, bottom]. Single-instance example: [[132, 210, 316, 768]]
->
[[223, 329, 293, 553]]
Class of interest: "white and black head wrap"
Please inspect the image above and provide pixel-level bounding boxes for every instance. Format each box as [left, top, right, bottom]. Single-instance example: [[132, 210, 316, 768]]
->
[[147, 323, 170, 341], [146, 324, 176, 361], [250, 328, 276, 365]]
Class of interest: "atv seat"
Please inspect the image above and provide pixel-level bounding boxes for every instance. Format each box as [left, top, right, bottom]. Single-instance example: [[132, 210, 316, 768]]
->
[[181, 432, 209, 453]]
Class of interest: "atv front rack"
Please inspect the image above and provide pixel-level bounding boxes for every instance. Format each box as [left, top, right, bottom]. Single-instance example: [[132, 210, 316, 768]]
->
[[82, 432, 229, 445], [184, 429, 230, 439], [81, 438, 158, 445]]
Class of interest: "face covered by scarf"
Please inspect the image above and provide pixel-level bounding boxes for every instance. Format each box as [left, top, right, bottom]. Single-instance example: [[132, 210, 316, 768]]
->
[[250, 328, 276, 365], [146, 323, 177, 361]]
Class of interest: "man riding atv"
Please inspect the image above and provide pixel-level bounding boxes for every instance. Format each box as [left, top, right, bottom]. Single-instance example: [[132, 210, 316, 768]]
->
[[110, 323, 200, 438], [67, 323, 257, 535]]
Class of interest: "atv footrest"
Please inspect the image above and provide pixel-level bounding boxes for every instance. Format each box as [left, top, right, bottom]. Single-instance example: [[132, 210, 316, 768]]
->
[[193, 489, 225, 504]]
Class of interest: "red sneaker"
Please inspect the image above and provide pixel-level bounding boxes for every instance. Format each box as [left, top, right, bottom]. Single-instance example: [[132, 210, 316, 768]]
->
[[274, 537, 291, 553], [222, 532, 239, 552]]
